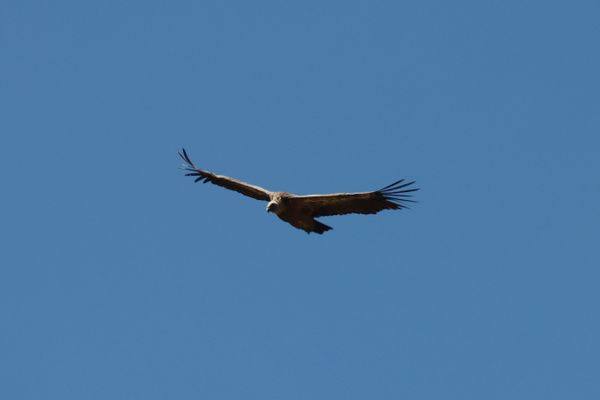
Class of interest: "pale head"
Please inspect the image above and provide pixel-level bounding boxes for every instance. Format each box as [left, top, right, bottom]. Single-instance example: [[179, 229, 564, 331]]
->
[[266, 193, 289, 214]]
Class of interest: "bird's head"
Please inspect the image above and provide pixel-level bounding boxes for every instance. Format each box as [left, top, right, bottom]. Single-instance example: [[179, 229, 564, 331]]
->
[[267, 195, 289, 214], [266, 200, 278, 213]]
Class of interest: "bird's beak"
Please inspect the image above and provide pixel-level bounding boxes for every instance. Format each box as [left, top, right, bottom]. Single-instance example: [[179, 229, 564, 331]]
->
[[266, 202, 275, 213]]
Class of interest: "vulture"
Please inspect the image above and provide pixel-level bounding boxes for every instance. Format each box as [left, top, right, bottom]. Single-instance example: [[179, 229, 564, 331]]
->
[[179, 148, 418, 234]]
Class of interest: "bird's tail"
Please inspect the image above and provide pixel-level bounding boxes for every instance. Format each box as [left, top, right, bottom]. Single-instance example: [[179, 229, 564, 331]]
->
[[310, 220, 333, 235]]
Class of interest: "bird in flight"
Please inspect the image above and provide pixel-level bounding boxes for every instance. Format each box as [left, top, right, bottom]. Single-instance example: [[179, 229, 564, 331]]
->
[[179, 148, 418, 234]]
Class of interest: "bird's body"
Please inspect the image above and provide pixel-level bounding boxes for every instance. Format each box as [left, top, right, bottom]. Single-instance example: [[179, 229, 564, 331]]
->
[[179, 148, 418, 234], [266, 192, 334, 234]]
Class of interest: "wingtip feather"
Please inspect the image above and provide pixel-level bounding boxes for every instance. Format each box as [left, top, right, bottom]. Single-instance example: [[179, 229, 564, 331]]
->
[[376, 179, 419, 210]]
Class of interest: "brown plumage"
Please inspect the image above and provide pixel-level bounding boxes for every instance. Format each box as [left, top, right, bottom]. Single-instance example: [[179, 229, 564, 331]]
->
[[179, 148, 418, 234]]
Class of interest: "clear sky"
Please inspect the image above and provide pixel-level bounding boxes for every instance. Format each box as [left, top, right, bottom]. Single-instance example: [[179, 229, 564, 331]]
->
[[2, 1, 599, 399]]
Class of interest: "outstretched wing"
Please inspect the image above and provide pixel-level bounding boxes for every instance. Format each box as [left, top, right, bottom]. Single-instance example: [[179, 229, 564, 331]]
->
[[179, 148, 272, 201], [289, 180, 418, 217]]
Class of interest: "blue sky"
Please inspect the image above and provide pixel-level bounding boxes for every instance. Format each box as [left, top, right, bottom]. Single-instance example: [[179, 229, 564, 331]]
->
[[2, 0, 599, 399]]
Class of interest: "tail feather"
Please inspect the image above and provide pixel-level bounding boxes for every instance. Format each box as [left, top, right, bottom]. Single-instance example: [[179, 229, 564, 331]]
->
[[310, 220, 333, 235]]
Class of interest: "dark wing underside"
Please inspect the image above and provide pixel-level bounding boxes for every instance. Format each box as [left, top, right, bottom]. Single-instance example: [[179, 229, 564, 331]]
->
[[179, 148, 272, 201], [288, 180, 418, 217]]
